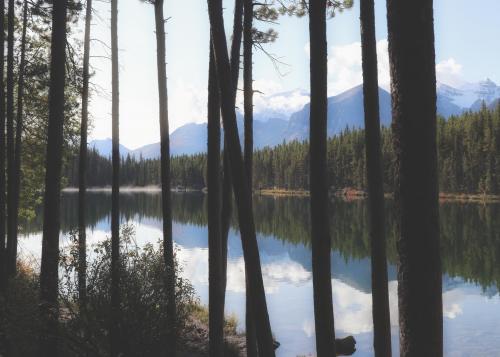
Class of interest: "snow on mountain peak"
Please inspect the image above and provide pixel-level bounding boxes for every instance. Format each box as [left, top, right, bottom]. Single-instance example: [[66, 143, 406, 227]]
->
[[437, 79, 500, 109]]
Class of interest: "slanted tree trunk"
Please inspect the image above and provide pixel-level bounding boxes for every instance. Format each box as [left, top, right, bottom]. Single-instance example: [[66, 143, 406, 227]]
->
[[110, 0, 121, 355], [386, 1, 443, 356], [11, 0, 28, 289], [359, 0, 392, 356], [5, 0, 15, 279], [153, 1, 176, 354], [207, 0, 275, 355], [0, 0, 7, 294], [78, 0, 92, 308], [242, 0, 257, 355], [308, 1, 337, 355], [207, 43, 224, 357], [39, 0, 68, 355]]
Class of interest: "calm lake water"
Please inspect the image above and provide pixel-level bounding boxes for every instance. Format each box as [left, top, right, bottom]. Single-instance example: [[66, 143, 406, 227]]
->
[[18, 192, 500, 357]]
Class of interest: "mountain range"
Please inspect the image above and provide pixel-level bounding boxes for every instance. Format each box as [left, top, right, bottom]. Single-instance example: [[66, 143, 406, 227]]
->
[[91, 79, 500, 159]]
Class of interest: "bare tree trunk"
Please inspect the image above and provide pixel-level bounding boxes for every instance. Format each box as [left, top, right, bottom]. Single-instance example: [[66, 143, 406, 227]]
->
[[5, 0, 15, 279], [11, 0, 28, 291], [153, 1, 177, 355], [0, 0, 7, 294], [243, 1, 253, 185], [386, 1, 443, 356], [207, 0, 275, 354], [359, 1, 392, 356], [78, 0, 92, 309], [39, 0, 68, 355], [309, 1, 336, 355], [242, 0, 257, 355], [207, 43, 224, 357], [110, 0, 121, 355], [221, 0, 243, 299]]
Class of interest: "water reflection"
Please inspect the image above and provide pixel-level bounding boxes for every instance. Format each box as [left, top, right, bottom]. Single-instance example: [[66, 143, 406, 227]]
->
[[19, 192, 500, 356]]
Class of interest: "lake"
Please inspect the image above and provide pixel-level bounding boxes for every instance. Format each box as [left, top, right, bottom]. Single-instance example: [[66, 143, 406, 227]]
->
[[18, 192, 500, 356]]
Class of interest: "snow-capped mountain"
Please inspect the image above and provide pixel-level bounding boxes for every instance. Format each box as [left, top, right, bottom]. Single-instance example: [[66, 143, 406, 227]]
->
[[90, 79, 500, 159], [437, 78, 500, 112]]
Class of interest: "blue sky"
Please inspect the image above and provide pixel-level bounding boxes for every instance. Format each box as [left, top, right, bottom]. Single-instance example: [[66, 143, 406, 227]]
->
[[86, 0, 500, 148]]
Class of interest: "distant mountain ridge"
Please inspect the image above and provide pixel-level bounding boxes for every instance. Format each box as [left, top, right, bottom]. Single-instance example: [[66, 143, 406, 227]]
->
[[91, 80, 500, 159]]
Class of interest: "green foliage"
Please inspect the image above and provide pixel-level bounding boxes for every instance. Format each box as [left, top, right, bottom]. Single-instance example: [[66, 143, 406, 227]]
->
[[0, 226, 197, 356], [13, 0, 84, 218]]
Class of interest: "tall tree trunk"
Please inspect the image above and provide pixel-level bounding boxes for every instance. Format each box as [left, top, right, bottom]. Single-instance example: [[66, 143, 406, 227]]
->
[[110, 0, 121, 355], [221, 0, 243, 299], [309, 1, 336, 355], [207, 43, 224, 357], [11, 0, 28, 288], [78, 0, 92, 309], [207, 0, 275, 355], [359, 0, 392, 356], [39, 0, 68, 355], [0, 0, 7, 294], [153, 1, 176, 354], [243, 1, 253, 184], [5, 0, 15, 279], [242, 0, 257, 355], [386, 1, 443, 356]]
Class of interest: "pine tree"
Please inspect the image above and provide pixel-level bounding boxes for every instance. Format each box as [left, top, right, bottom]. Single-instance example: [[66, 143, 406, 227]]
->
[[359, 0, 391, 355], [78, 0, 92, 308], [39, 0, 69, 354], [0, 0, 7, 294], [151, 0, 177, 353], [207, 43, 224, 357], [387, 0, 443, 355], [110, 0, 122, 354], [308, 0, 337, 355], [207, 0, 275, 354]]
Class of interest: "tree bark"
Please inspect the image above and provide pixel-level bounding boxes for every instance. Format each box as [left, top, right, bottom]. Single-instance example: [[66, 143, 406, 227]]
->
[[39, 0, 68, 355], [153, 1, 177, 355], [207, 0, 275, 355], [11, 0, 28, 291], [386, 1, 443, 356], [359, 1, 392, 356], [309, 1, 336, 356], [207, 43, 224, 357], [5, 0, 15, 279], [78, 0, 92, 309], [110, 0, 121, 355], [0, 0, 7, 294], [221, 0, 243, 299], [242, 0, 257, 355]]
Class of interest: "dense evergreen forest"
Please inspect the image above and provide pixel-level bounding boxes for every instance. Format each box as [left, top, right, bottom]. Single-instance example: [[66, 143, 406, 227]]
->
[[65, 106, 500, 195]]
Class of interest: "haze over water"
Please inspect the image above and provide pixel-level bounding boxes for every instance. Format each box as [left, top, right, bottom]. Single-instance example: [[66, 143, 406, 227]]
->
[[18, 192, 500, 356]]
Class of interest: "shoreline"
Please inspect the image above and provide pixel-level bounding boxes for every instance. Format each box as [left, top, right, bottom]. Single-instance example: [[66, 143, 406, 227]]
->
[[62, 186, 500, 203], [257, 188, 500, 203]]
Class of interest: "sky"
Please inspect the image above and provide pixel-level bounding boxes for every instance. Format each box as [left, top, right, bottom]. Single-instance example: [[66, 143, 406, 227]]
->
[[83, 0, 500, 149]]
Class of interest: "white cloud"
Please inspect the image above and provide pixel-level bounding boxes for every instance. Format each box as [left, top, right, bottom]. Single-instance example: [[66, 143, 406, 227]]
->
[[436, 58, 465, 87], [236, 79, 310, 120], [306, 40, 468, 96], [305, 39, 391, 95], [169, 81, 208, 130]]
